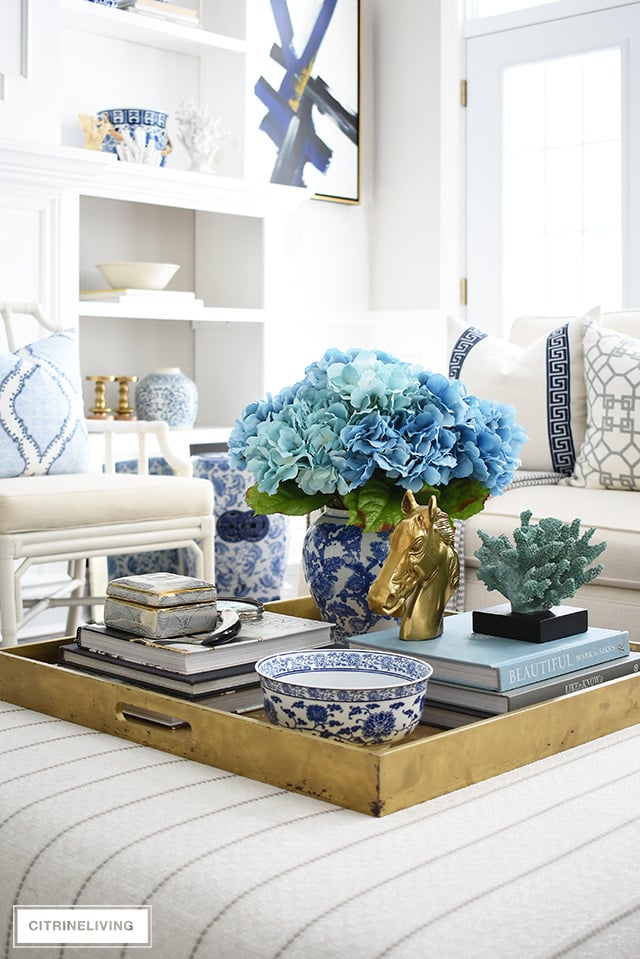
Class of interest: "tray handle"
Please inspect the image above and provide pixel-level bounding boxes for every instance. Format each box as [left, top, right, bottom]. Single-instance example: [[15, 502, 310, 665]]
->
[[116, 701, 192, 731]]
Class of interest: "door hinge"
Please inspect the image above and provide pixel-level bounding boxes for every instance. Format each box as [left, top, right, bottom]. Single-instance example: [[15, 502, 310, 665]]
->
[[460, 277, 468, 306], [460, 79, 467, 108]]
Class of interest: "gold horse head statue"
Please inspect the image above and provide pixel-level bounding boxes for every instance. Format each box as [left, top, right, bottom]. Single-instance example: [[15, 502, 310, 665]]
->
[[368, 490, 460, 640]]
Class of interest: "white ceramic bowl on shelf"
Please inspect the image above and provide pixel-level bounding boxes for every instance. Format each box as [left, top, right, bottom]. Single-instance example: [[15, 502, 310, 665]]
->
[[255, 648, 433, 746], [97, 261, 180, 291]]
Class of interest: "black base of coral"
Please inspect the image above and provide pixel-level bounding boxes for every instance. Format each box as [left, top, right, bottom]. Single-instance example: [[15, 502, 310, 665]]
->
[[472, 604, 589, 643]]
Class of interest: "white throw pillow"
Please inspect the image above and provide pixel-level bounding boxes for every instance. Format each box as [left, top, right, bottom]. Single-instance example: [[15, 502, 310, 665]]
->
[[0, 329, 91, 478], [447, 308, 598, 475], [509, 309, 640, 347], [564, 320, 640, 490]]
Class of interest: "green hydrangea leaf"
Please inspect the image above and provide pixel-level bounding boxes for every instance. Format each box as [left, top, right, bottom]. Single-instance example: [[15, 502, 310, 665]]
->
[[246, 482, 331, 516], [343, 477, 404, 532], [433, 478, 490, 521]]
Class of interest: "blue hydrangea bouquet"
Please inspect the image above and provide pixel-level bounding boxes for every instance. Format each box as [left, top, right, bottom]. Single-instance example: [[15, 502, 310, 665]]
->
[[229, 348, 526, 533]]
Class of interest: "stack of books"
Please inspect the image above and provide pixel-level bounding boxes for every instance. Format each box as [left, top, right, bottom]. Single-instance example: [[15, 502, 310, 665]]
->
[[117, 0, 201, 27], [79, 289, 204, 309], [350, 611, 636, 729], [59, 610, 333, 713]]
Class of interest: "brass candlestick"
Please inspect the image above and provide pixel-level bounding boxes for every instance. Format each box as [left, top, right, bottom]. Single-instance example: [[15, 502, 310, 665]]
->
[[86, 375, 116, 419], [114, 375, 138, 420]]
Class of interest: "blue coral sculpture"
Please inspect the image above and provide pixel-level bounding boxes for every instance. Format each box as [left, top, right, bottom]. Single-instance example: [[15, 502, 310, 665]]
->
[[474, 510, 606, 615]]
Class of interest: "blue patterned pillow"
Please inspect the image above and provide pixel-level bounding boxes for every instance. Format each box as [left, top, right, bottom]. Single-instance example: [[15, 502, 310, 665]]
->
[[0, 330, 91, 478]]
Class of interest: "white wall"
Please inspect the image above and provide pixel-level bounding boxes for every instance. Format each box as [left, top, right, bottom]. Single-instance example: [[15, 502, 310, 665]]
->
[[261, 0, 445, 374], [262, 0, 375, 318], [263, 198, 371, 314], [370, 0, 442, 311]]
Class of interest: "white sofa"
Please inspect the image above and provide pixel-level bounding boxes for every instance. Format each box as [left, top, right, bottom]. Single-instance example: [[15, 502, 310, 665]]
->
[[447, 310, 640, 642]]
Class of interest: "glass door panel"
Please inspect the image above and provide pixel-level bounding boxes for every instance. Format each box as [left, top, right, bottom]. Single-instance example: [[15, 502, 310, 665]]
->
[[502, 48, 622, 322], [466, 3, 640, 334]]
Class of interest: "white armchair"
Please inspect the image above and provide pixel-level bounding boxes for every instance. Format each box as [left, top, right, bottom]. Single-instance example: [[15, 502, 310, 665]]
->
[[0, 302, 214, 647]]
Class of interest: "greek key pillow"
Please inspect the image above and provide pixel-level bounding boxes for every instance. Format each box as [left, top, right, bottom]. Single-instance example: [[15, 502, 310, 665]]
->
[[0, 329, 91, 478], [565, 321, 640, 490], [447, 309, 598, 475]]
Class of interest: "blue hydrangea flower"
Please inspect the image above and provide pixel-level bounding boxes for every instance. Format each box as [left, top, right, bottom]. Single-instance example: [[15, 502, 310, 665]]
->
[[228, 347, 527, 526]]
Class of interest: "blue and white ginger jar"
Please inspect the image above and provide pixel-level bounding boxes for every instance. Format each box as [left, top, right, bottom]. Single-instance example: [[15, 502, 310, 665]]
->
[[192, 454, 289, 602], [135, 367, 197, 428], [108, 453, 289, 604]]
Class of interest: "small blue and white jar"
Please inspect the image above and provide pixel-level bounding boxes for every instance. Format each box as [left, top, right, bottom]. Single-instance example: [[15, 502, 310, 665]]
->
[[135, 367, 198, 428], [86, 0, 118, 6]]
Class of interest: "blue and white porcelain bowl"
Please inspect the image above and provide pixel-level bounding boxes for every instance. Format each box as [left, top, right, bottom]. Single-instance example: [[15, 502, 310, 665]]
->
[[98, 107, 170, 165], [255, 648, 433, 746]]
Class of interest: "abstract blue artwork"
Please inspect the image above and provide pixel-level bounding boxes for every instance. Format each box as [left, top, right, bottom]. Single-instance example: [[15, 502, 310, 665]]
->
[[253, 0, 360, 202]]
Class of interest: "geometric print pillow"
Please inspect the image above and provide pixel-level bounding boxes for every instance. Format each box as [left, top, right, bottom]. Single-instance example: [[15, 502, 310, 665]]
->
[[565, 320, 640, 490], [0, 329, 91, 478], [447, 308, 597, 475]]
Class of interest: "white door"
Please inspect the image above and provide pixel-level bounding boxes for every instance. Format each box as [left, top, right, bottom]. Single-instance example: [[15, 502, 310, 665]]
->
[[466, 3, 640, 334]]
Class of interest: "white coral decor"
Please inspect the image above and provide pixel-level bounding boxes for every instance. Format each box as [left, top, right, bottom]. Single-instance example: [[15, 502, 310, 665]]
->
[[175, 99, 232, 173], [115, 127, 164, 167]]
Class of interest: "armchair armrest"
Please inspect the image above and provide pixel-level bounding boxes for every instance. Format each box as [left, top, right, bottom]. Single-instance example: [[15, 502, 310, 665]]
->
[[85, 420, 193, 477]]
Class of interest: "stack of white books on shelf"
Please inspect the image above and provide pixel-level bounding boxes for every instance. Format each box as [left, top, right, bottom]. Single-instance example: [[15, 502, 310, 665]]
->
[[350, 611, 636, 729], [117, 0, 201, 27], [80, 289, 204, 307], [58, 610, 334, 713]]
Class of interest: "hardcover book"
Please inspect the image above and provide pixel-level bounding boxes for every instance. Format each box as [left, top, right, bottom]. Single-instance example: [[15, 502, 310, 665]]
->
[[76, 611, 333, 675], [191, 686, 265, 714], [80, 290, 203, 304], [420, 703, 487, 730], [351, 612, 630, 691], [58, 644, 259, 699], [424, 651, 640, 713], [118, 0, 200, 24]]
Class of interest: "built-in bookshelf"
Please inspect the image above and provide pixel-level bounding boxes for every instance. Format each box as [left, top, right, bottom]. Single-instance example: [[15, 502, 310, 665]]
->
[[0, 0, 310, 437]]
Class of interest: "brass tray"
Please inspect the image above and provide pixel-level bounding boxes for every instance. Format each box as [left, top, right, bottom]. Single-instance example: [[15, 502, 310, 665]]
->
[[1, 598, 639, 817]]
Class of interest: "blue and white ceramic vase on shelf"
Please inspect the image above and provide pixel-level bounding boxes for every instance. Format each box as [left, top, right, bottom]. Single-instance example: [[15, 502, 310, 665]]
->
[[301, 508, 396, 644], [135, 367, 197, 428]]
